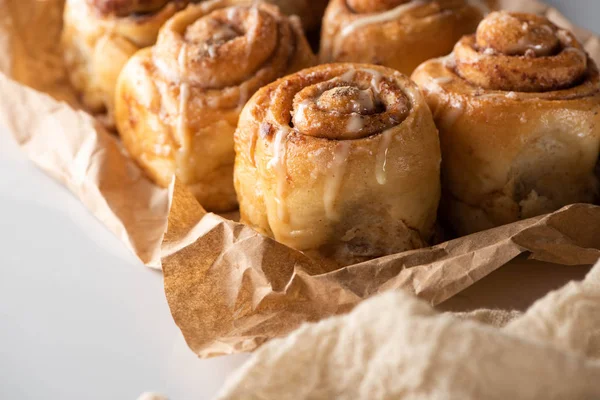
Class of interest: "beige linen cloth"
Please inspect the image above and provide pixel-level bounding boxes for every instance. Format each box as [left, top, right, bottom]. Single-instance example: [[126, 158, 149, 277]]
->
[[217, 261, 600, 399]]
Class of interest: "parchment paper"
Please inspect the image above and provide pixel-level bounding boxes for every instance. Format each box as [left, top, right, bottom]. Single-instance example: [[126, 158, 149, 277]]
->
[[1, 0, 599, 358]]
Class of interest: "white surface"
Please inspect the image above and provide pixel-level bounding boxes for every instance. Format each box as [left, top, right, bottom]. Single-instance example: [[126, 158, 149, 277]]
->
[[0, 131, 249, 399], [0, 2, 597, 399]]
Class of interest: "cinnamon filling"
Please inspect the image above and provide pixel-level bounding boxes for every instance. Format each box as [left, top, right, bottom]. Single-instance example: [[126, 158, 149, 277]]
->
[[291, 69, 409, 140], [455, 11, 588, 92]]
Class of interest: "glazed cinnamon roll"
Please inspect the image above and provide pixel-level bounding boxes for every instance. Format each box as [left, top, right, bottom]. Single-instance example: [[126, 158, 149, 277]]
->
[[115, 0, 316, 212], [234, 63, 441, 267], [62, 0, 200, 118], [320, 0, 489, 76], [412, 11, 600, 236]]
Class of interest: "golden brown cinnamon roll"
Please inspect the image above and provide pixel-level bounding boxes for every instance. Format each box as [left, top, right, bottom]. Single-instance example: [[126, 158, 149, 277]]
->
[[62, 0, 199, 118], [234, 63, 441, 267], [412, 11, 600, 236], [115, 0, 316, 212], [320, 0, 489, 76]]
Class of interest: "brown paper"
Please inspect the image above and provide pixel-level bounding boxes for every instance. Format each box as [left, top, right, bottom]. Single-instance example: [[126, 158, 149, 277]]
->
[[1, 0, 599, 358], [216, 262, 600, 399]]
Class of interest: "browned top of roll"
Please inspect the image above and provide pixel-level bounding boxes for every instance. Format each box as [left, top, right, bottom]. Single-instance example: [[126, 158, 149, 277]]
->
[[251, 64, 417, 141], [88, 0, 190, 16], [290, 68, 410, 140], [153, 2, 304, 89], [455, 11, 588, 92]]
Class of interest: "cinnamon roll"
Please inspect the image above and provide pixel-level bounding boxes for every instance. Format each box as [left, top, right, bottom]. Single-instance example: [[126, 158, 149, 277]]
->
[[234, 63, 441, 267], [412, 11, 600, 235], [62, 0, 200, 118], [320, 0, 489, 76], [115, 0, 316, 212]]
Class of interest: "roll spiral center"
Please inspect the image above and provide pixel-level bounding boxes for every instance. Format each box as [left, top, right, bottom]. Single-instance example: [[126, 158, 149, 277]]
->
[[454, 11, 588, 92]]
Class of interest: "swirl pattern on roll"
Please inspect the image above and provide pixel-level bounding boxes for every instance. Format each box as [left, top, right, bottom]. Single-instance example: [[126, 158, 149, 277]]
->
[[115, 0, 316, 212], [320, 0, 489, 75], [454, 12, 588, 92], [234, 63, 441, 267], [62, 0, 198, 118], [412, 11, 600, 236]]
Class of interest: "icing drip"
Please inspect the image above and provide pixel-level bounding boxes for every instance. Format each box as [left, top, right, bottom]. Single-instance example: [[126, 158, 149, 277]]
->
[[294, 99, 312, 126], [361, 68, 384, 93], [333, 1, 426, 58], [347, 114, 364, 133], [350, 89, 375, 112], [434, 77, 453, 84], [176, 45, 192, 183], [424, 76, 452, 95], [324, 142, 352, 220], [376, 129, 394, 185], [267, 125, 291, 222], [339, 68, 356, 82], [442, 98, 464, 128], [341, 1, 426, 37]]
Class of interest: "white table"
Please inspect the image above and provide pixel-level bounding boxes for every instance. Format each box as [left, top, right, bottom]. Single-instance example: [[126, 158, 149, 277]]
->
[[0, 132, 249, 399], [0, 2, 596, 399]]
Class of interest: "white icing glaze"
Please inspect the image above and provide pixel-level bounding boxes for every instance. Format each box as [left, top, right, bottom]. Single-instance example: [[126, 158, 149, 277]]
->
[[333, 1, 427, 58], [347, 113, 364, 133], [376, 129, 394, 185], [557, 30, 574, 45], [434, 77, 453, 84], [350, 89, 375, 112], [267, 124, 291, 222], [293, 99, 312, 126], [176, 45, 193, 182], [339, 68, 356, 82], [153, 55, 182, 83], [227, 6, 241, 20], [475, 92, 501, 100], [324, 142, 352, 220], [341, 1, 427, 37], [506, 91, 518, 99], [442, 98, 464, 128], [425, 76, 452, 95], [358, 68, 384, 94], [515, 36, 546, 54], [207, 45, 218, 58], [441, 54, 457, 69]]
